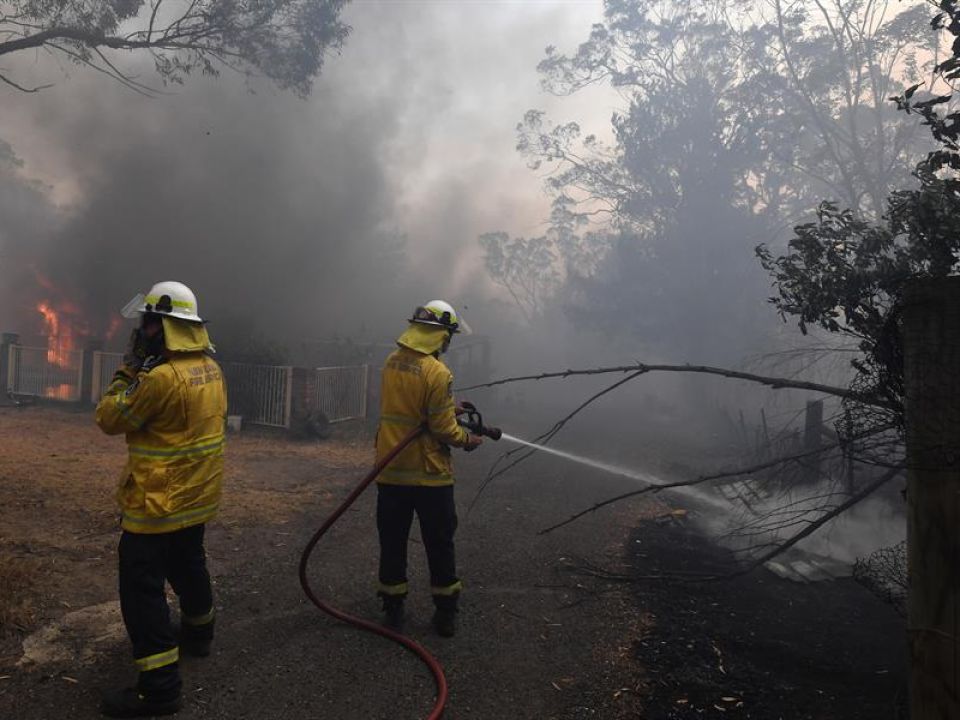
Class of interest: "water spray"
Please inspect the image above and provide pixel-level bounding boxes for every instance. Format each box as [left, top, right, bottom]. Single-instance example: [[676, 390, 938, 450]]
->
[[499, 432, 660, 485], [493, 433, 731, 515]]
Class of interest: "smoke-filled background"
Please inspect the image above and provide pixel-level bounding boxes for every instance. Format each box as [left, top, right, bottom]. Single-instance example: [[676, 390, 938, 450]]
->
[[0, 1, 611, 355], [1, 0, 939, 572]]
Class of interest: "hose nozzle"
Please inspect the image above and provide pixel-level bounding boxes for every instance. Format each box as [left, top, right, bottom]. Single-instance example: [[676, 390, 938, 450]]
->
[[457, 402, 502, 442], [482, 426, 502, 441]]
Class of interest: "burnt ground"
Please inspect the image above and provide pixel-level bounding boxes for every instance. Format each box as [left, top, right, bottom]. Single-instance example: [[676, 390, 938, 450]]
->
[[0, 406, 906, 719], [625, 518, 907, 719]]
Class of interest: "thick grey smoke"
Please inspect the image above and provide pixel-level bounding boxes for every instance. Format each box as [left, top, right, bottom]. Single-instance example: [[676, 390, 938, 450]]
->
[[0, 142, 61, 334], [2, 60, 406, 349], [0, 0, 910, 573], [0, 1, 605, 356]]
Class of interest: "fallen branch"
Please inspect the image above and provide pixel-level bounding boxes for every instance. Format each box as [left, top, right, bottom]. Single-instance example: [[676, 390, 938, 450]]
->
[[556, 465, 901, 584], [458, 362, 894, 409], [467, 370, 647, 514], [728, 464, 902, 577], [537, 435, 871, 536]]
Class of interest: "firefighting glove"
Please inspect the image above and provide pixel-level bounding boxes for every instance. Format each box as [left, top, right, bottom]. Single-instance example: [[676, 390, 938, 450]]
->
[[455, 400, 476, 416]]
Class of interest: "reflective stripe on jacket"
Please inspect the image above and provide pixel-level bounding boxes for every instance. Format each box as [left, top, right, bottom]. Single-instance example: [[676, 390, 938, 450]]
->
[[376, 346, 469, 486], [96, 353, 227, 534]]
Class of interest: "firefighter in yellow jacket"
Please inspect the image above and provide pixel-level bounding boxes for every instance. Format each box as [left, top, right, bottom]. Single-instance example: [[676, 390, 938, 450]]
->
[[376, 300, 482, 637], [95, 281, 226, 718]]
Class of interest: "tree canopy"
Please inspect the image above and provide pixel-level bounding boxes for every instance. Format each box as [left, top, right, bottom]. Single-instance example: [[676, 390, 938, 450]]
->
[[757, 0, 960, 450], [483, 0, 935, 367], [0, 0, 350, 94]]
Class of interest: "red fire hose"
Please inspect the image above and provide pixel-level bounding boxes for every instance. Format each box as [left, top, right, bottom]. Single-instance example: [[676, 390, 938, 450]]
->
[[297, 425, 448, 720]]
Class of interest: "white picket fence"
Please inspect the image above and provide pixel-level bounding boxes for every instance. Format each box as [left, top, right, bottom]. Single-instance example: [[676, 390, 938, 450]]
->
[[314, 365, 369, 423], [7, 346, 368, 429], [91, 351, 124, 401], [220, 362, 293, 429], [6, 345, 84, 401]]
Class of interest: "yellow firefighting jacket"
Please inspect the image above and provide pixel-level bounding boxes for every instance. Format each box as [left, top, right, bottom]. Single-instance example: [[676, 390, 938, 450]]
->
[[376, 325, 469, 486], [95, 353, 227, 534]]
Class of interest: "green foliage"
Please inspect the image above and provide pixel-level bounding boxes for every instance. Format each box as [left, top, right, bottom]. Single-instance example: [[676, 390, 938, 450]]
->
[[758, 0, 960, 415], [488, 0, 935, 356], [757, 161, 960, 412], [0, 0, 350, 94], [523, 0, 934, 227], [893, 2, 960, 168]]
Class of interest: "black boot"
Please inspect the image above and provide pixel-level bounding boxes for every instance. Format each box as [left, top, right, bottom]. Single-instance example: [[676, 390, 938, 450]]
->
[[431, 594, 459, 638], [101, 688, 181, 718], [180, 616, 214, 658], [431, 608, 457, 637], [381, 596, 405, 631]]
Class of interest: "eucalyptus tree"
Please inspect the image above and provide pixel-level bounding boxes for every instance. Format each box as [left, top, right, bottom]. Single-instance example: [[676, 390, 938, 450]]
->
[[482, 0, 936, 351], [0, 0, 349, 94]]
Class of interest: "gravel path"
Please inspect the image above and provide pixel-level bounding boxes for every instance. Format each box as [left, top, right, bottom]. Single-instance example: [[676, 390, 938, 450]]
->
[[1, 412, 654, 720], [0, 407, 906, 719]]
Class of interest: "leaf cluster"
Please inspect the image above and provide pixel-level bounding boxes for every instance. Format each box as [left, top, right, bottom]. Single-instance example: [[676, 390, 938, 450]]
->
[[757, 161, 960, 413], [890, 2, 960, 164], [0, 0, 350, 94]]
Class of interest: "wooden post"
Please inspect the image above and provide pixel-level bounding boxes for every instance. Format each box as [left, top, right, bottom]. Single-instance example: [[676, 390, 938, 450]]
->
[[760, 408, 771, 459], [289, 367, 316, 428], [364, 363, 377, 421], [79, 339, 103, 406], [283, 366, 294, 429], [902, 277, 960, 719], [0, 332, 19, 396], [803, 399, 824, 483]]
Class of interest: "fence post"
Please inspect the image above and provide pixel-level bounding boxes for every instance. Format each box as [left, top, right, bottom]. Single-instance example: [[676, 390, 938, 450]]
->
[[289, 367, 314, 429], [283, 366, 294, 428], [364, 363, 375, 420], [902, 276, 960, 719], [90, 352, 104, 403], [0, 332, 19, 396], [80, 339, 102, 406]]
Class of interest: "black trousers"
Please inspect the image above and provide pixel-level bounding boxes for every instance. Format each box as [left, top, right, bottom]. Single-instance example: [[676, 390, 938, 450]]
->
[[376, 484, 460, 607], [118, 524, 214, 698]]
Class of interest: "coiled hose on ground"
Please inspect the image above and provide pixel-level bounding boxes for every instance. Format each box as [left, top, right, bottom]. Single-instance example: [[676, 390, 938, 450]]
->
[[298, 425, 448, 720]]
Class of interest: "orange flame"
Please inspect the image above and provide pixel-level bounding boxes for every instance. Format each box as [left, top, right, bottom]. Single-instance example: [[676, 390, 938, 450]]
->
[[44, 383, 74, 400], [36, 301, 77, 367]]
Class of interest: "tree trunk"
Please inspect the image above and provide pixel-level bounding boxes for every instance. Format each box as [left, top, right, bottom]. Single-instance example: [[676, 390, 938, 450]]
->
[[903, 277, 960, 718]]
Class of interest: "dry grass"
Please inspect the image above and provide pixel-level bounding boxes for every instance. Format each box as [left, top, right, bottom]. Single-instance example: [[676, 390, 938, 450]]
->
[[0, 405, 371, 651], [0, 554, 45, 632]]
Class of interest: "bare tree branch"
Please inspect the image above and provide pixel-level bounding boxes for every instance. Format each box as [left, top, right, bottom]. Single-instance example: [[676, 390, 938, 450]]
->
[[728, 464, 901, 577], [0, 70, 52, 92], [537, 424, 893, 536], [553, 464, 901, 584], [0, 0, 349, 94], [457, 362, 891, 407], [467, 370, 647, 514]]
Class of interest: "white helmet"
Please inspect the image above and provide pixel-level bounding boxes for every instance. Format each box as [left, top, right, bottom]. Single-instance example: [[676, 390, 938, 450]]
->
[[120, 281, 204, 323], [409, 300, 471, 334]]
